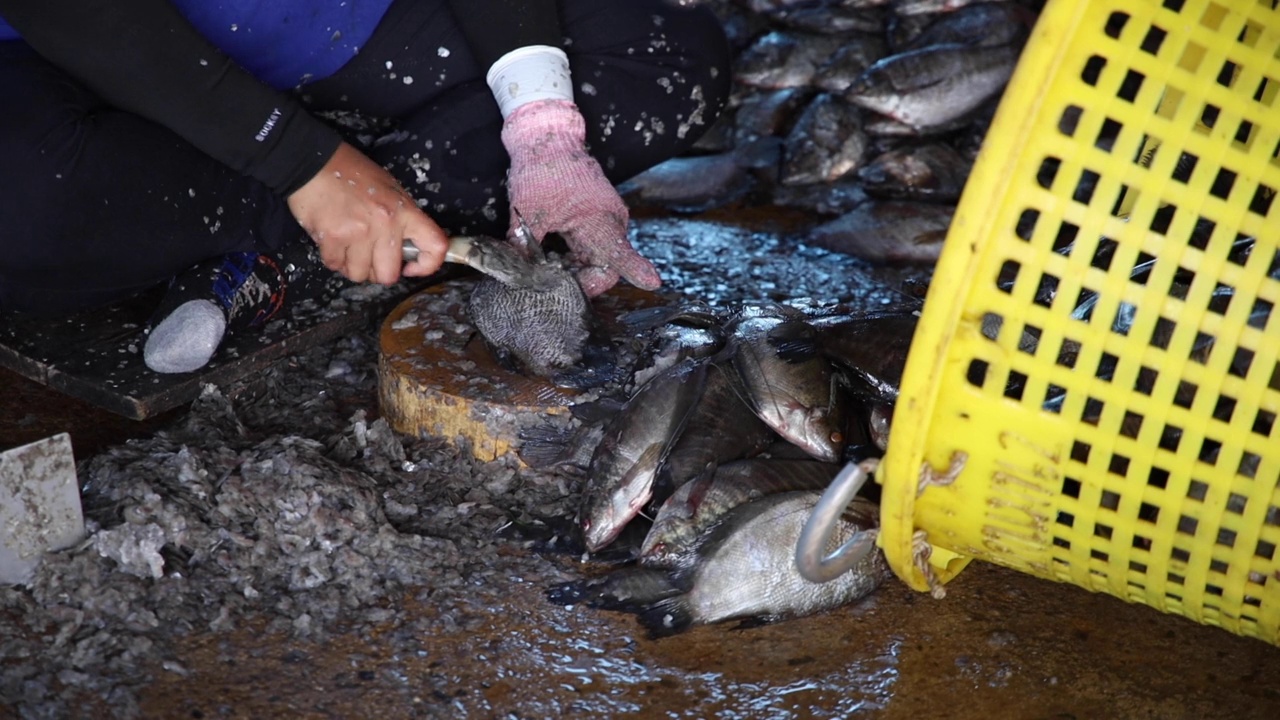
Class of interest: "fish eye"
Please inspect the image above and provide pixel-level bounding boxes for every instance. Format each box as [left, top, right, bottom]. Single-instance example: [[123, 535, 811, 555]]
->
[[581, 517, 592, 531], [830, 430, 844, 443]]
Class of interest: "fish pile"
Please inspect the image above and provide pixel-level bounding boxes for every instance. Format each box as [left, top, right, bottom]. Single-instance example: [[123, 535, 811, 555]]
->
[[534, 300, 923, 635], [624, 0, 1039, 264]]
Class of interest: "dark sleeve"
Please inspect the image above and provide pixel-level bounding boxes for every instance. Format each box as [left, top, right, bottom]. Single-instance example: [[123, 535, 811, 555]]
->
[[0, 0, 341, 196], [444, 0, 562, 70]]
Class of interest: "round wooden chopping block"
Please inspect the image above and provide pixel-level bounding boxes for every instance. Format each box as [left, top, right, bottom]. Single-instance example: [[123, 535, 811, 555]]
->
[[378, 277, 663, 463]]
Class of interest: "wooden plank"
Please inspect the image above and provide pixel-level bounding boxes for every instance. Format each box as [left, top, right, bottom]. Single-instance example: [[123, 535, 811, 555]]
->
[[0, 279, 440, 420]]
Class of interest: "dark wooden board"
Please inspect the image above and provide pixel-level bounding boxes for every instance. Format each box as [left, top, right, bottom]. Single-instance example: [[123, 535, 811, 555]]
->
[[0, 279, 440, 421]]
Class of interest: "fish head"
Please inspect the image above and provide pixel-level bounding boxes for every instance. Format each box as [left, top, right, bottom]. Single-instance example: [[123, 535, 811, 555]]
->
[[578, 463, 656, 554], [787, 401, 846, 463]]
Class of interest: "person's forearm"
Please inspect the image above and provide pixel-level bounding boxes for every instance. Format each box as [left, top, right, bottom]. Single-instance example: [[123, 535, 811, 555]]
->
[[443, 0, 561, 69], [0, 0, 340, 195]]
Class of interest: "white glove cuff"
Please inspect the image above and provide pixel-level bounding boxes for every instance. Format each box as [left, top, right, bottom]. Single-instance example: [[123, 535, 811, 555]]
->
[[486, 46, 574, 119]]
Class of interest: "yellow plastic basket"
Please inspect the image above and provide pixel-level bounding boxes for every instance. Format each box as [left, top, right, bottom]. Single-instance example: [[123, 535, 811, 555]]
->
[[879, 0, 1280, 644]]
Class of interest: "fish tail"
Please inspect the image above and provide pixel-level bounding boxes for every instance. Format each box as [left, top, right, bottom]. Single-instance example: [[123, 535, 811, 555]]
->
[[517, 423, 576, 469], [546, 568, 678, 612], [638, 596, 696, 638]]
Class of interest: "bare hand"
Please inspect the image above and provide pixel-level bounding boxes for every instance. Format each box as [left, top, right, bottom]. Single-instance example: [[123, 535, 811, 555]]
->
[[286, 142, 448, 284]]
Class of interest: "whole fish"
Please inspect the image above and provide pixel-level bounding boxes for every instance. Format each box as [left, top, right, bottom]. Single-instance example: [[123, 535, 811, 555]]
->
[[638, 491, 890, 636], [640, 458, 839, 568], [781, 94, 868, 186], [901, 2, 1033, 51], [653, 361, 777, 501], [467, 234, 592, 377], [729, 313, 848, 462], [857, 142, 972, 201], [617, 152, 753, 212], [845, 42, 1021, 132], [578, 358, 709, 553], [808, 201, 953, 264], [735, 31, 847, 89]]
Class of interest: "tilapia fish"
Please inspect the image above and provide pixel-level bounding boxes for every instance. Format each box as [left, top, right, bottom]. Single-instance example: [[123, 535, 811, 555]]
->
[[640, 458, 839, 568], [808, 200, 953, 264], [735, 31, 847, 89], [901, 1, 1032, 51], [467, 242, 592, 377], [578, 358, 708, 553], [729, 313, 848, 462], [846, 42, 1021, 132], [857, 142, 971, 201], [781, 94, 867, 186], [554, 491, 891, 637], [654, 360, 777, 501]]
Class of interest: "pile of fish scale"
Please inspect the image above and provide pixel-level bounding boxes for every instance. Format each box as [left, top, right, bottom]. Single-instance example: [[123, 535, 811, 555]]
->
[[537, 300, 922, 636], [625, 0, 1038, 262]]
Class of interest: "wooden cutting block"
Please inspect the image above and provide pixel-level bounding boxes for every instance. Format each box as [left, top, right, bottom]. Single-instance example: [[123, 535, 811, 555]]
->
[[378, 278, 664, 463]]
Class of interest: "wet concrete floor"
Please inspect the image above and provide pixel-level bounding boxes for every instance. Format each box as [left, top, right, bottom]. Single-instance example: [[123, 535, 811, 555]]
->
[[3, 208, 1280, 719]]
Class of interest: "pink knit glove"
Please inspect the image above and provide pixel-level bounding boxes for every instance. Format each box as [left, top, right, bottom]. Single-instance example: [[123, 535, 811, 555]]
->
[[502, 99, 661, 297]]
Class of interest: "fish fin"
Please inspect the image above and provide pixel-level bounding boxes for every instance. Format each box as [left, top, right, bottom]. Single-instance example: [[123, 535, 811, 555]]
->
[[730, 614, 783, 631], [618, 303, 721, 332], [637, 596, 696, 638], [767, 320, 820, 364], [912, 229, 948, 246], [516, 423, 577, 469]]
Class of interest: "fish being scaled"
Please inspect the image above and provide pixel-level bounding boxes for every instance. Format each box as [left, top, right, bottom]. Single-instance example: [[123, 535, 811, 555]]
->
[[845, 42, 1021, 132], [467, 234, 593, 378]]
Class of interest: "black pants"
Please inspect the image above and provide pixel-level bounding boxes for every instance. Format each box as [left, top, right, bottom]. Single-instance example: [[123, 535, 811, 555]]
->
[[0, 0, 730, 314]]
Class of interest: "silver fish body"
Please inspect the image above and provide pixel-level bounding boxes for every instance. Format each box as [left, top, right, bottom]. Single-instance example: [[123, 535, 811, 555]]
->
[[638, 491, 891, 635], [846, 42, 1020, 132], [640, 458, 839, 568], [578, 358, 709, 552]]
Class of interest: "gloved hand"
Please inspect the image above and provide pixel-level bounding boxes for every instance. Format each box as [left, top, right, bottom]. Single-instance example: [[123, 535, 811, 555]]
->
[[502, 99, 661, 297]]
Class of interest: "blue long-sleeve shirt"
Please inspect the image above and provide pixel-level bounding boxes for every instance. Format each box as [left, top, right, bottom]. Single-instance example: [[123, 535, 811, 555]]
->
[[0, 0, 559, 194]]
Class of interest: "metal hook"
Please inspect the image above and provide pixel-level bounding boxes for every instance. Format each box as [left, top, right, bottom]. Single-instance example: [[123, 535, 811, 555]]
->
[[795, 459, 879, 584]]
